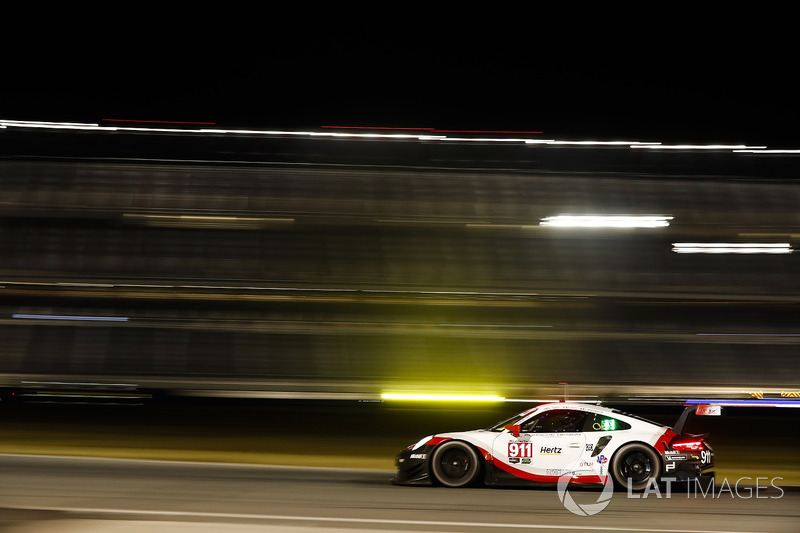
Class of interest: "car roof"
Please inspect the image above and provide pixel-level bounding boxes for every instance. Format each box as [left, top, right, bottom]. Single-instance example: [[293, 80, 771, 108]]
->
[[535, 402, 614, 413], [523, 402, 663, 427]]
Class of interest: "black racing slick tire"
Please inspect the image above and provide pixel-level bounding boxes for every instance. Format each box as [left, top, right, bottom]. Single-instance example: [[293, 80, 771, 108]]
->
[[430, 441, 482, 488], [610, 443, 662, 492]]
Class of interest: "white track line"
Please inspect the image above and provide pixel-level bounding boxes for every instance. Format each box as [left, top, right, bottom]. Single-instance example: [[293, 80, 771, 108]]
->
[[6, 506, 770, 533]]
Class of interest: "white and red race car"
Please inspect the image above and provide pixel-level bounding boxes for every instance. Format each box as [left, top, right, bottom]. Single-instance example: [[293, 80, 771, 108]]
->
[[394, 402, 715, 491]]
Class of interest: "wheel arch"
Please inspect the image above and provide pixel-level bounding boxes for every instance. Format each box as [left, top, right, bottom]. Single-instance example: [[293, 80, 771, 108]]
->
[[608, 440, 664, 470], [427, 438, 489, 463], [609, 440, 664, 470], [608, 440, 665, 490], [428, 438, 486, 487]]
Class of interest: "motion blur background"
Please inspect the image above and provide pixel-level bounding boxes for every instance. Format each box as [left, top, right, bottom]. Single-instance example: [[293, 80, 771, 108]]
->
[[0, 117, 798, 474], [1, 125, 798, 401], [1, 26, 799, 532]]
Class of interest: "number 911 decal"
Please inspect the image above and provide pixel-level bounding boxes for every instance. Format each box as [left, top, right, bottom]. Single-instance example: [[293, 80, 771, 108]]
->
[[508, 442, 533, 458]]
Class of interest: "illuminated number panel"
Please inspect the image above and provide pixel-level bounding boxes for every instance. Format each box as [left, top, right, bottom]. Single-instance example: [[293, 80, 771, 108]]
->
[[585, 414, 631, 432]]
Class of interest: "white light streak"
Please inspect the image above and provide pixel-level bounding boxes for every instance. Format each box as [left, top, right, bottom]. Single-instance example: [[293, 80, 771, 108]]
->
[[540, 215, 673, 228], [631, 144, 766, 150], [672, 243, 794, 254], [0, 119, 104, 130], [734, 149, 800, 154], [437, 136, 534, 143], [12, 314, 129, 321], [3, 119, 797, 154], [123, 214, 294, 225], [0, 279, 541, 297], [526, 140, 661, 146], [57, 282, 115, 288], [21, 380, 138, 387]]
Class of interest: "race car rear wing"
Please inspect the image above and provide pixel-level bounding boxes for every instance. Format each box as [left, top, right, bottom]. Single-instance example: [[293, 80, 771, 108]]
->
[[673, 404, 722, 434]]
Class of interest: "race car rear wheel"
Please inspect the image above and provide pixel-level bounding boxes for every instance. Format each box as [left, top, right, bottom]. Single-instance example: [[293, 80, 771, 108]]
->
[[610, 443, 661, 492], [431, 441, 481, 488]]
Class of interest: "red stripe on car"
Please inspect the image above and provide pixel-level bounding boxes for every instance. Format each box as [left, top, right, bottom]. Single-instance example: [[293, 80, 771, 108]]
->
[[654, 428, 678, 453], [425, 437, 452, 446], [475, 446, 607, 484]]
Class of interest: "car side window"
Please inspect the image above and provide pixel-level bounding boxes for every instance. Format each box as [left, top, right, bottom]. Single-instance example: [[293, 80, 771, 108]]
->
[[521, 409, 587, 433], [583, 413, 631, 432]]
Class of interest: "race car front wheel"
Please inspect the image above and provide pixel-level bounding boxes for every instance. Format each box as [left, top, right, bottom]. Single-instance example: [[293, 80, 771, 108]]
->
[[431, 441, 481, 488], [610, 443, 661, 492]]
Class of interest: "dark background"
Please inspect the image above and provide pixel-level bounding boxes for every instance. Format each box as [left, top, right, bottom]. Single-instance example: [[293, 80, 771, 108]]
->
[[3, 17, 798, 146], [1, 16, 799, 481]]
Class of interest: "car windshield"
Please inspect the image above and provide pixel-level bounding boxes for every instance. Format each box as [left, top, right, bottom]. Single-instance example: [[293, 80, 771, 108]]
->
[[487, 411, 530, 431]]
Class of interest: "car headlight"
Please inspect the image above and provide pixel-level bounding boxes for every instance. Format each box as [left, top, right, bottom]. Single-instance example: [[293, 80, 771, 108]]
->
[[408, 435, 433, 451]]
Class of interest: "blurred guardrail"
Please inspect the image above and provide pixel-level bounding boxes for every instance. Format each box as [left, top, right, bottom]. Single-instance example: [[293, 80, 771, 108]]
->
[[1, 125, 799, 402]]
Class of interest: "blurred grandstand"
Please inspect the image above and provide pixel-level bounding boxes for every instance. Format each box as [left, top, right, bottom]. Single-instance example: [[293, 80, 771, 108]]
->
[[1, 121, 798, 403]]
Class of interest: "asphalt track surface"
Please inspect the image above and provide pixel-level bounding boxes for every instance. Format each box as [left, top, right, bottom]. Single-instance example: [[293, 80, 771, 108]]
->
[[0, 454, 797, 533]]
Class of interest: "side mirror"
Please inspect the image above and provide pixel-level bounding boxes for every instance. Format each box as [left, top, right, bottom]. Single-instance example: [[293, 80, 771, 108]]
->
[[505, 424, 521, 437]]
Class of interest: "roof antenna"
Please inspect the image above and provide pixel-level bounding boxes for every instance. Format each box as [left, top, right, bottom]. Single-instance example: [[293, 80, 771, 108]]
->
[[558, 382, 568, 402]]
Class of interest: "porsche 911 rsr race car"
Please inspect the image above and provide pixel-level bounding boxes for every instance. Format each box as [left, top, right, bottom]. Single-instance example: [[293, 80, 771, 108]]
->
[[394, 402, 715, 491]]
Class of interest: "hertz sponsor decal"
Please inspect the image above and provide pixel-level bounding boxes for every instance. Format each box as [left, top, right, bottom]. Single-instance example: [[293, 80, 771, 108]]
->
[[539, 446, 562, 455]]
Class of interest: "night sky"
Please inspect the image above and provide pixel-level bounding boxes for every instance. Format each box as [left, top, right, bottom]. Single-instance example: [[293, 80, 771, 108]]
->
[[2, 22, 796, 147]]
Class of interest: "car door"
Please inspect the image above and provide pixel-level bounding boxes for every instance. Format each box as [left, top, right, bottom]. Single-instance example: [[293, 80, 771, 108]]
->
[[493, 409, 587, 480]]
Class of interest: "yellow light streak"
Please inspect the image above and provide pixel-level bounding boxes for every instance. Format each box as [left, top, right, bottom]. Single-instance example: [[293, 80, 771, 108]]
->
[[381, 392, 505, 402]]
